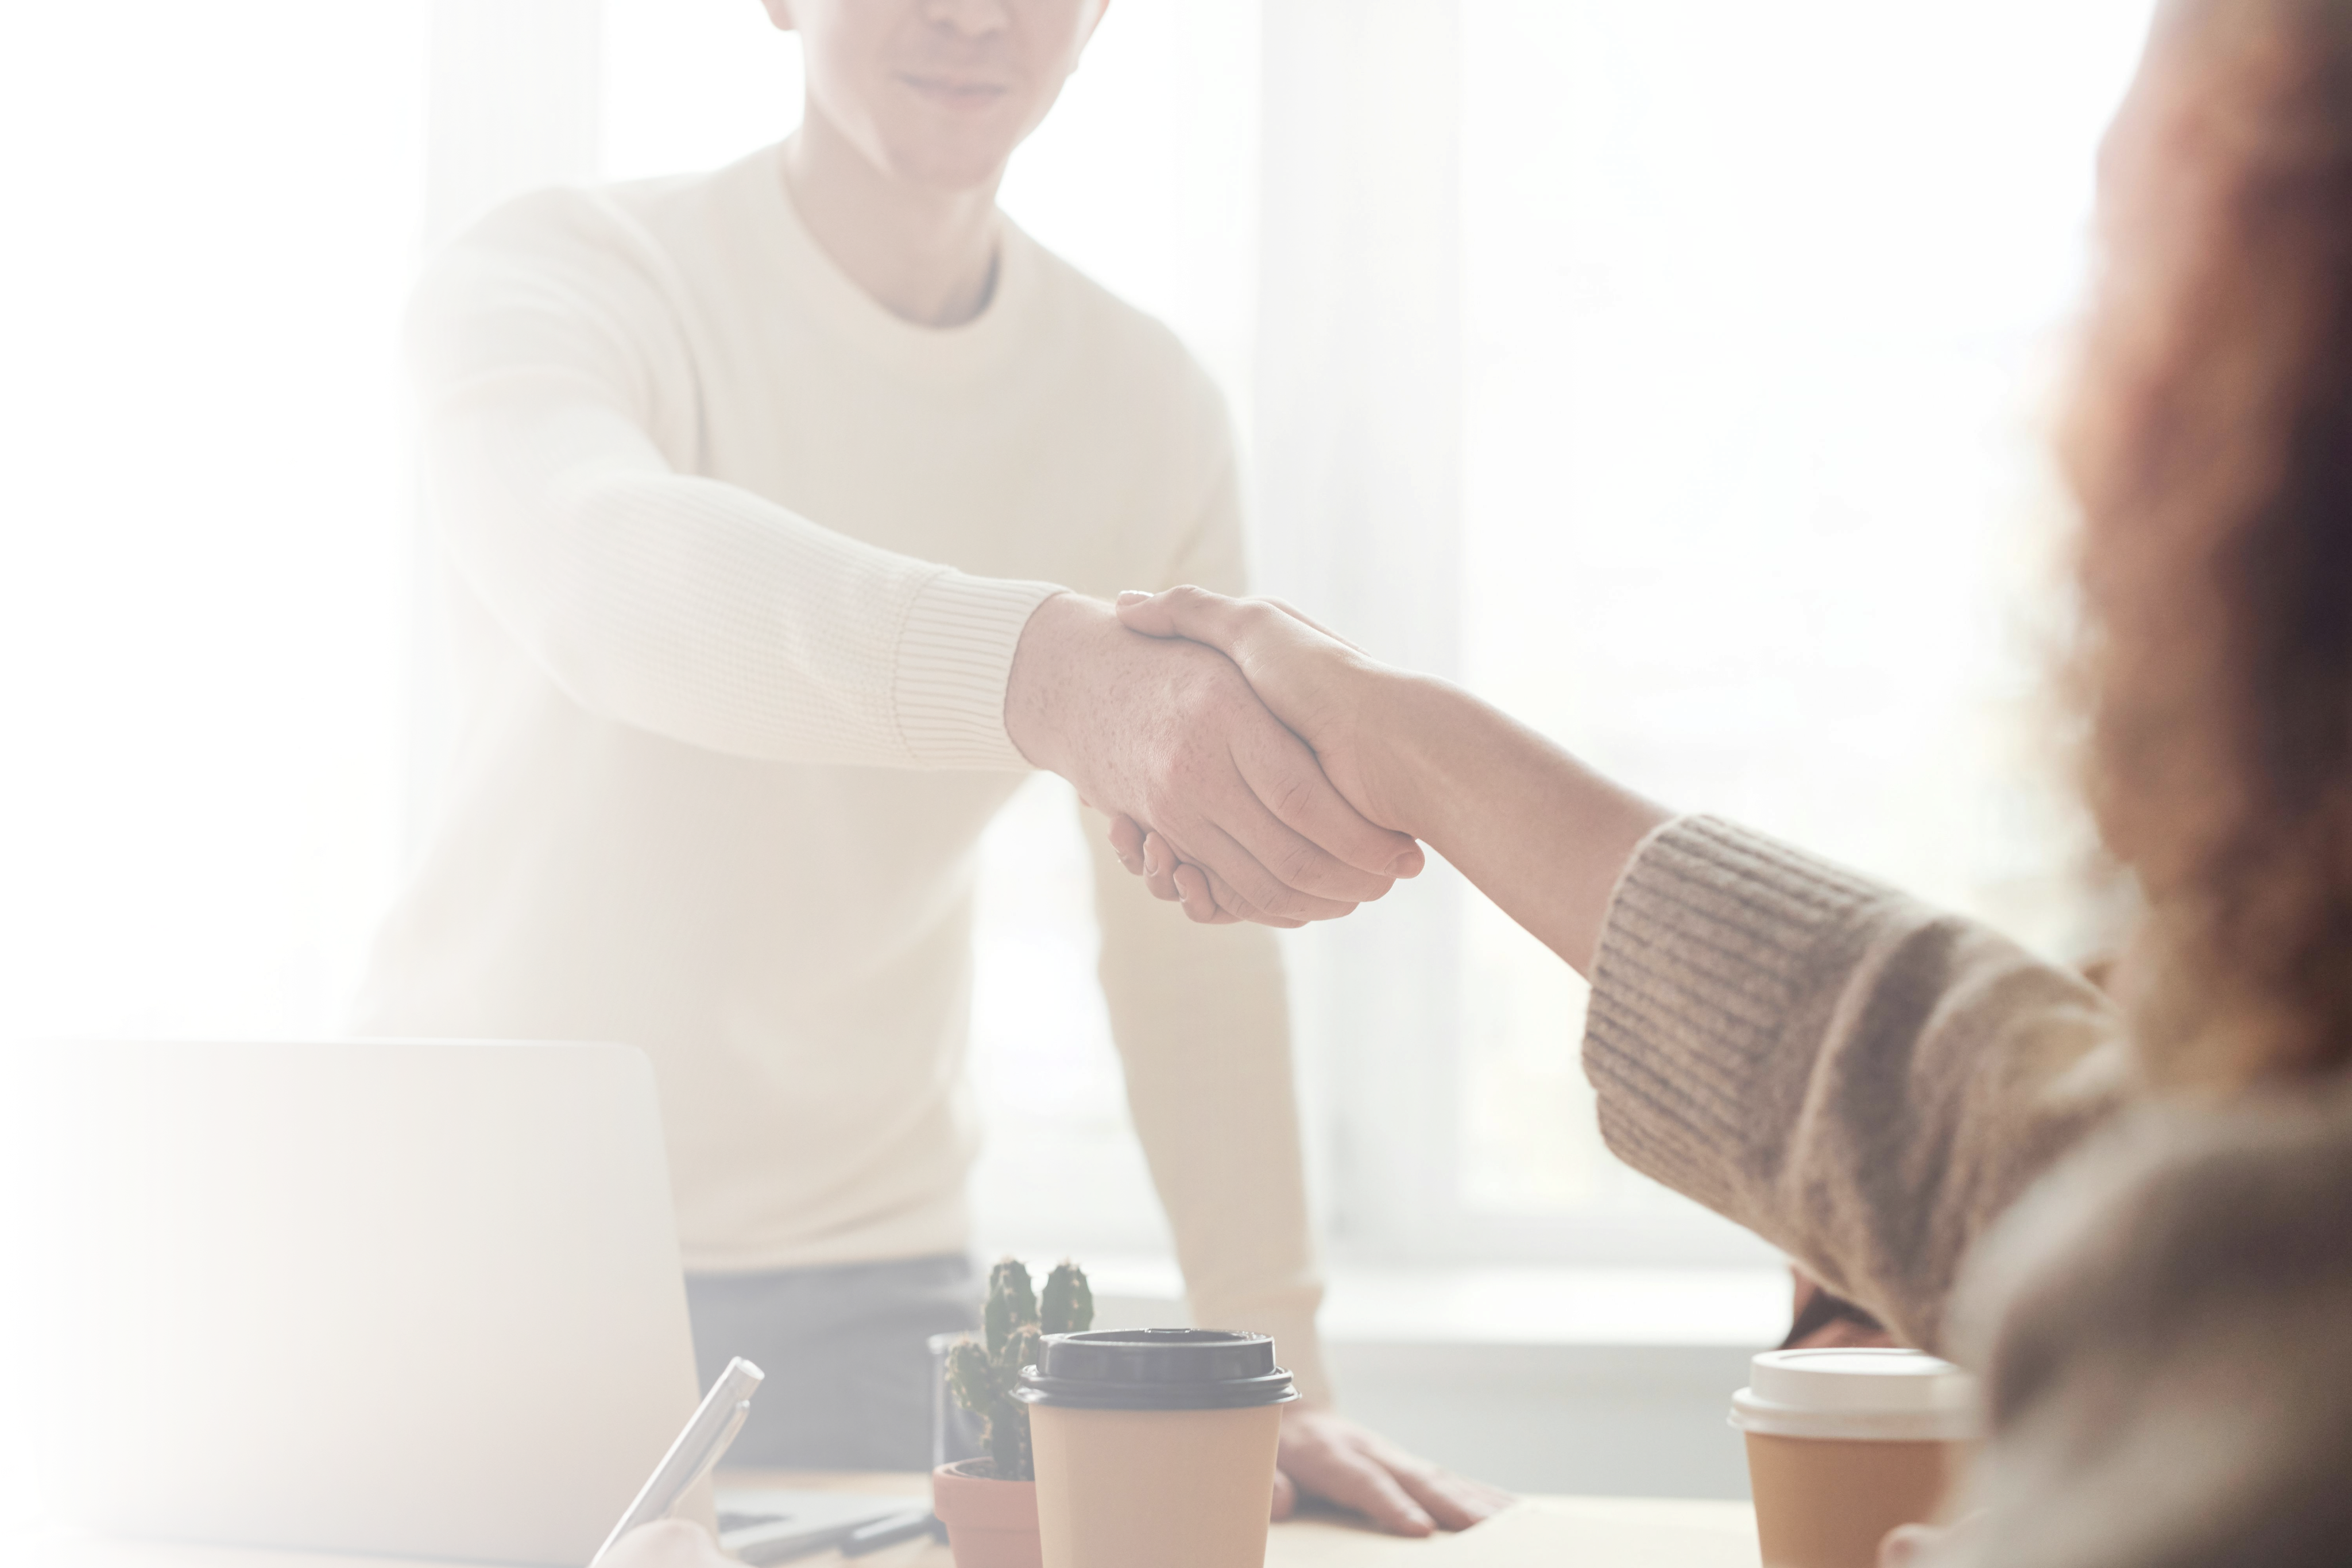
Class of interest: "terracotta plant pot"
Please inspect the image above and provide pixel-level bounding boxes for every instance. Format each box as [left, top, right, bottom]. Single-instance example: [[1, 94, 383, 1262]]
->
[[931, 1458, 1042, 1568]]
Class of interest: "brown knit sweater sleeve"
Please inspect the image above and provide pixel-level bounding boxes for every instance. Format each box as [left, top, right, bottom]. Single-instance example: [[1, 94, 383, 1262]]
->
[[1583, 816, 2134, 1353]]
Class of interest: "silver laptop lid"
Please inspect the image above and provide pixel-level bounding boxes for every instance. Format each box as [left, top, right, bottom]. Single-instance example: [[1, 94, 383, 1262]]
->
[[6, 1039, 704, 1566]]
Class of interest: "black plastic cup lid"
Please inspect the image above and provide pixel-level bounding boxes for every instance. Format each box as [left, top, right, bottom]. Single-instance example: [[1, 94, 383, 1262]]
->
[[1012, 1329, 1301, 1410]]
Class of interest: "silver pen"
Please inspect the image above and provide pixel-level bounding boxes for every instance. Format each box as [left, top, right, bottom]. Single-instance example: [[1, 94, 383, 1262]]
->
[[589, 1356, 765, 1566]]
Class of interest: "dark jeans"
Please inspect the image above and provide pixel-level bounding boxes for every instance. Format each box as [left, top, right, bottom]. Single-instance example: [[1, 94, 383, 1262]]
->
[[686, 1253, 980, 1470]]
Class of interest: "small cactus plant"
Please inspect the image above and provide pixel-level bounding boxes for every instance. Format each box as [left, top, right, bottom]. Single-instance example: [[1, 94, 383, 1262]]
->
[[945, 1258, 1093, 1481]]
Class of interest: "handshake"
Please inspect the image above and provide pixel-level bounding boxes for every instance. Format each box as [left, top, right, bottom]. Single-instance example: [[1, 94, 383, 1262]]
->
[[1004, 586, 1426, 928]]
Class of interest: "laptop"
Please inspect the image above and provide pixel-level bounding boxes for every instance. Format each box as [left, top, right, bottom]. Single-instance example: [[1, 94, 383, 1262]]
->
[[3, 1040, 919, 1566]]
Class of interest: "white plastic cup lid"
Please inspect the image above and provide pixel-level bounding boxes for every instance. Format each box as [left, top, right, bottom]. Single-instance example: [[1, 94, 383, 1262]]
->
[[1729, 1348, 1980, 1442]]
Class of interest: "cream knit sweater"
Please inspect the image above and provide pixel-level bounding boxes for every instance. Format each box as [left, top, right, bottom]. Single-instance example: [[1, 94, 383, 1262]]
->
[[352, 144, 1327, 1394]]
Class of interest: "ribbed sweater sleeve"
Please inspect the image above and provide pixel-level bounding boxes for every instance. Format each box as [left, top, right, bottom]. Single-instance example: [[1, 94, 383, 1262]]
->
[[408, 191, 1063, 770], [1582, 816, 2134, 1353]]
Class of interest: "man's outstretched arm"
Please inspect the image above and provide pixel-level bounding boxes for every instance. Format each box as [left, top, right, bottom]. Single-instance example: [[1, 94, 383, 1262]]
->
[[414, 194, 1419, 920]]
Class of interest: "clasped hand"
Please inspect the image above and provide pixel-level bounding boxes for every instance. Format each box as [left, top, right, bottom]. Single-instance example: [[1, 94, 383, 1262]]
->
[[1043, 586, 1403, 926], [1005, 593, 1419, 926]]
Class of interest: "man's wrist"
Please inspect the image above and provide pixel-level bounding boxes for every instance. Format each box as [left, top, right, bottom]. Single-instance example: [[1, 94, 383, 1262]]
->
[[1003, 590, 1098, 774]]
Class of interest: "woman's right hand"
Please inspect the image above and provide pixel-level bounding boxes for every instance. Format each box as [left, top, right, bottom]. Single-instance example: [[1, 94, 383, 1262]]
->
[[1111, 587, 1421, 919]]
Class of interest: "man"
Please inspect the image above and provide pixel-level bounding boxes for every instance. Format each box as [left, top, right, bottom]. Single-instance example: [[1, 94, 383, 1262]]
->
[[356, 0, 1502, 1535]]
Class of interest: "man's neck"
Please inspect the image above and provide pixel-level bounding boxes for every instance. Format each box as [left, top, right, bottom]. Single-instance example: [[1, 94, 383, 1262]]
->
[[782, 108, 1003, 329]]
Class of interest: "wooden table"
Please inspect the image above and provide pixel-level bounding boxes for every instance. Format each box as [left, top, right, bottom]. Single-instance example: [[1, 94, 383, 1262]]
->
[[23, 1473, 1759, 1567]]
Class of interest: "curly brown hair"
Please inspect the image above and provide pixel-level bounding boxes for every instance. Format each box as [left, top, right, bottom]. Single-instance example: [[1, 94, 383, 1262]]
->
[[2066, 0, 2352, 1088]]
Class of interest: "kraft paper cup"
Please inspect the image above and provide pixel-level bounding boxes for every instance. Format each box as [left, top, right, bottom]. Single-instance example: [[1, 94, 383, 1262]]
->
[[1731, 1348, 1980, 1568], [1016, 1329, 1297, 1568]]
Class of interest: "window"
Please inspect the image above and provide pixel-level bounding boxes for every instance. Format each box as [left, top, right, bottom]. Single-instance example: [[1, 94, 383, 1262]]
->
[[1444, 0, 2158, 1246], [0, 4, 421, 1050]]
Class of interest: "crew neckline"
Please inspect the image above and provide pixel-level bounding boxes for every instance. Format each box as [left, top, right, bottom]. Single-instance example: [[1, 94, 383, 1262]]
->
[[740, 141, 1036, 386]]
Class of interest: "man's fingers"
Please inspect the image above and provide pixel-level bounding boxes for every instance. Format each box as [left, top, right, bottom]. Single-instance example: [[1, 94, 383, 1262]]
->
[[1144, 835, 1243, 922], [1174, 815, 1359, 923], [1143, 828, 1292, 927], [1270, 1467, 1299, 1522], [1173, 861, 1252, 924], [1195, 861, 1302, 928], [1305, 1447, 1436, 1538], [1231, 726, 1421, 881], [1276, 1408, 1503, 1540], [1106, 814, 1147, 876], [1140, 832, 1183, 901], [1391, 1463, 1511, 1532]]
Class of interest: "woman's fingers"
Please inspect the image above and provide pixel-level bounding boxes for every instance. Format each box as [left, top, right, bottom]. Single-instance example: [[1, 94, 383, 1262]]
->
[[1115, 583, 1258, 650], [1241, 729, 1420, 884], [1257, 594, 1365, 652]]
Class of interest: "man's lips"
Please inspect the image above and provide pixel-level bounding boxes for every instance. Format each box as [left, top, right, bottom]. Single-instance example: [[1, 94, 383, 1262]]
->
[[897, 72, 1013, 109]]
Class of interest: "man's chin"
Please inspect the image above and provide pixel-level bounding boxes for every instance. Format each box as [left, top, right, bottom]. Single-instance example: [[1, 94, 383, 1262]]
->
[[884, 144, 1021, 198]]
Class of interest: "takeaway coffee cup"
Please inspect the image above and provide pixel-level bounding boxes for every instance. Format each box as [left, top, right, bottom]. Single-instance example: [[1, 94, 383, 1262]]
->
[[1731, 1348, 1980, 1568], [1016, 1329, 1298, 1568]]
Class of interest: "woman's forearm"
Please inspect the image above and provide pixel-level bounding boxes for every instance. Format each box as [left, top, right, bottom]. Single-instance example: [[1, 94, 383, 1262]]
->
[[1366, 673, 1670, 975]]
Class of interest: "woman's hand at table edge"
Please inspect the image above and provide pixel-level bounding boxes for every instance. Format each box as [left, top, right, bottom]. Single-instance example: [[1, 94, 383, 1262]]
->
[[597, 1519, 733, 1568], [1275, 1404, 1515, 1536]]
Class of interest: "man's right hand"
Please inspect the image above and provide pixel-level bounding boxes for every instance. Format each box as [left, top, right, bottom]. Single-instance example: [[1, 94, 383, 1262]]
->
[[1004, 593, 1422, 926]]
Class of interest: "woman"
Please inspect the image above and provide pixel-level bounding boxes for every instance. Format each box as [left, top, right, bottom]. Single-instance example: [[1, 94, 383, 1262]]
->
[[1109, 0, 2352, 1561]]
